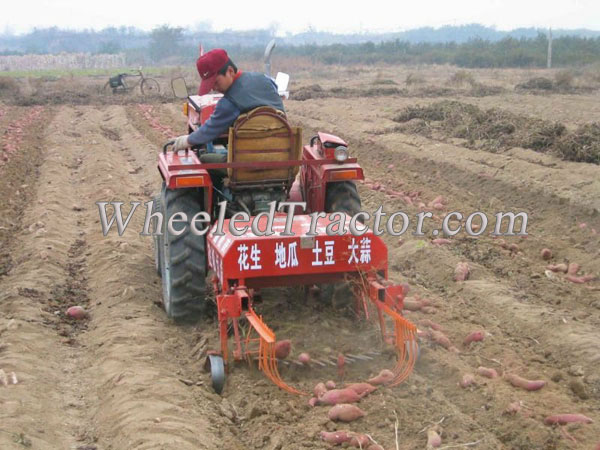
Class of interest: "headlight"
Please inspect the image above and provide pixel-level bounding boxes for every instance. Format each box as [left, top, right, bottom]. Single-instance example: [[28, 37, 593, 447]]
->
[[334, 145, 348, 162]]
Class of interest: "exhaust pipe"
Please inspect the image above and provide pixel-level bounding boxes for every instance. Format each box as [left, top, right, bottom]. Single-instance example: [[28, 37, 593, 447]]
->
[[264, 39, 276, 77]]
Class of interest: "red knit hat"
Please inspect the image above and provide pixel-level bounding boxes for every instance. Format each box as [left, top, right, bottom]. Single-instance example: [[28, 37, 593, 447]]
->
[[196, 49, 229, 95]]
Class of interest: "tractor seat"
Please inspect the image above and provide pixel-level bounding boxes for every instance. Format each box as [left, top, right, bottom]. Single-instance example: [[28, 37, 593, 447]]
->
[[199, 152, 228, 177], [227, 106, 301, 190]]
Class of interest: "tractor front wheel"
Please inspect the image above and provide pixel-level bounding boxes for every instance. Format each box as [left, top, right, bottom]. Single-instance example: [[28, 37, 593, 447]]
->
[[159, 186, 207, 321], [325, 181, 361, 217]]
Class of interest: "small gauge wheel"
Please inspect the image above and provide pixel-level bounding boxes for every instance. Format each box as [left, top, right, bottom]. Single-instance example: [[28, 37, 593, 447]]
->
[[204, 354, 225, 394]]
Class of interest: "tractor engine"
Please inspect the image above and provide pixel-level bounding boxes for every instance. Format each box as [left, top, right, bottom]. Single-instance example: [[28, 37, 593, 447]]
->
[[226, 188, 288, 216]]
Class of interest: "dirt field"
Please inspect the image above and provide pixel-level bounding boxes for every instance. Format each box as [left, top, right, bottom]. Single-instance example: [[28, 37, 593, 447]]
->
[[1, 66, 599, 450]]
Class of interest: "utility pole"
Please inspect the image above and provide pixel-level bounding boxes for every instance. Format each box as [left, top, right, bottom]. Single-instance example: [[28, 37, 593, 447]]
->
[[547, 28, 552, 69]]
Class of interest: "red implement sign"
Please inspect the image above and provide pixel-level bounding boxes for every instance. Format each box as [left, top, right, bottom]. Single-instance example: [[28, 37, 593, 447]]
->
[[207, 215, 388, 286]]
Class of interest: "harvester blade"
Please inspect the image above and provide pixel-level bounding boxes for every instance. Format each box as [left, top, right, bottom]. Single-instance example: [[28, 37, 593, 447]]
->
[[245, 310, 307, 395], [380, 303, 418, 386]]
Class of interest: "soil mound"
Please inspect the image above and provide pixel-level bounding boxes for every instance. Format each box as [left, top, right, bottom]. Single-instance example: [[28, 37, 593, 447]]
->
[[392, 100, 600, 163], [516, 77, 554, 91], [292, 84, 327, 101], [556, 123, 600, 164]]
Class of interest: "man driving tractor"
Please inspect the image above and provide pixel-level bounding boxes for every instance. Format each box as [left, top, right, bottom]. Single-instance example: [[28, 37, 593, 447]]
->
[[172, 48, 285, 151]]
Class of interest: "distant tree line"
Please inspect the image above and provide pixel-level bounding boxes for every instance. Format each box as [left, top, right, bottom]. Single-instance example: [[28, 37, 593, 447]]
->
[[1, 25, 599, 68], [289, 35, 600, 67]]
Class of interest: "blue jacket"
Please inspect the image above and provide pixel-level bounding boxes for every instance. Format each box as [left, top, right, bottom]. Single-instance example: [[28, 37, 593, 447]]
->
[[188, 72, 285, 146]]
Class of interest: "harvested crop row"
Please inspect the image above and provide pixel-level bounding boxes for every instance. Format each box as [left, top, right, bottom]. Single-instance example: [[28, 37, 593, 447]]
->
[[137, 103, 176, 138], [0, 106, 44, 169]]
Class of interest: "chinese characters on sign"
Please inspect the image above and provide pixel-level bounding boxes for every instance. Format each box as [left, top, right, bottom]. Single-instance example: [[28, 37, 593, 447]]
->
[[233, 237, 373, 273], [347, 237, 371, 264], [312, 240, 335, 266], [237, 243, 262, 271], [275, 242, 299, 269]]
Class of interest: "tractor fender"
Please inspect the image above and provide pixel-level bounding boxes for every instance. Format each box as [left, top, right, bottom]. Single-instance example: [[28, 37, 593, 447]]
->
[[158, 150, 214, 213]]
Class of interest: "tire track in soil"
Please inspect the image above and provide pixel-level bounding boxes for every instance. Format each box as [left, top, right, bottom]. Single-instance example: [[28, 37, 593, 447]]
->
[[0, 104, 243, 450], [73, 103, 244, 449], [0, 106, 51, 278], [0, 106, 95, 449]]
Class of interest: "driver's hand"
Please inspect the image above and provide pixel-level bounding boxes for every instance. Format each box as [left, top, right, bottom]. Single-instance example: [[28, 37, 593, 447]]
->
[[173, 135, 190, 151]]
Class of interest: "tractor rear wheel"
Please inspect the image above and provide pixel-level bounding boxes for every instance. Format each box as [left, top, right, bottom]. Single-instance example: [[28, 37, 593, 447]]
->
[[152, 194, 163, 277], [159, 186, 207, 321], [322, 181, 362, 308]]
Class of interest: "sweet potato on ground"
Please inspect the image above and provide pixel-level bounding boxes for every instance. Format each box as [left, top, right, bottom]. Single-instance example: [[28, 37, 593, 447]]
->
[[349, 433, 370, 447], [544, 414, 593, 425], [320, 430, 351, 444], [318, 388, 361, 405], [477, 366, 498, 379], [431, 195, 446, 205], [505, 373, 546, 391], [418, 319, 443, 331], [421, 306, 438, 314], [328, 403, 366, 422], [313, 382, 328, 398], [427, 427, 442, 448], [345, 382, 377, 397], [367, 369, 394, 386], [546, 263, 568, 273], [274, 339, 291, 359], [566, 274, 596, 283], [403, 297, 424, 311], [463, 330, 485, 346], [459, 373, 475, 388], [66, 306, 87, 320], [567, 262, 580, 275], [430, 330, 453, 350], [417, 329, 431, 339], [454, 262, 470, 281], [298, 352, 311, 364]]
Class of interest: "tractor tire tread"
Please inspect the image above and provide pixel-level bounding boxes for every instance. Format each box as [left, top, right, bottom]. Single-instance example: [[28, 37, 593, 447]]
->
[[153, 194, 163, 277], [325, 181, 361, 216], [161, 187, 206, 321]]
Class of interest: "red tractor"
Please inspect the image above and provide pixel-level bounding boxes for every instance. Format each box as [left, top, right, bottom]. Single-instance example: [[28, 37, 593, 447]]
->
[[154, 45, 417, 394]]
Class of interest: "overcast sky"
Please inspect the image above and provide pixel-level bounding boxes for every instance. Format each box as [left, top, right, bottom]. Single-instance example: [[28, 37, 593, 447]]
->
[[2, 0, 598, 35]]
